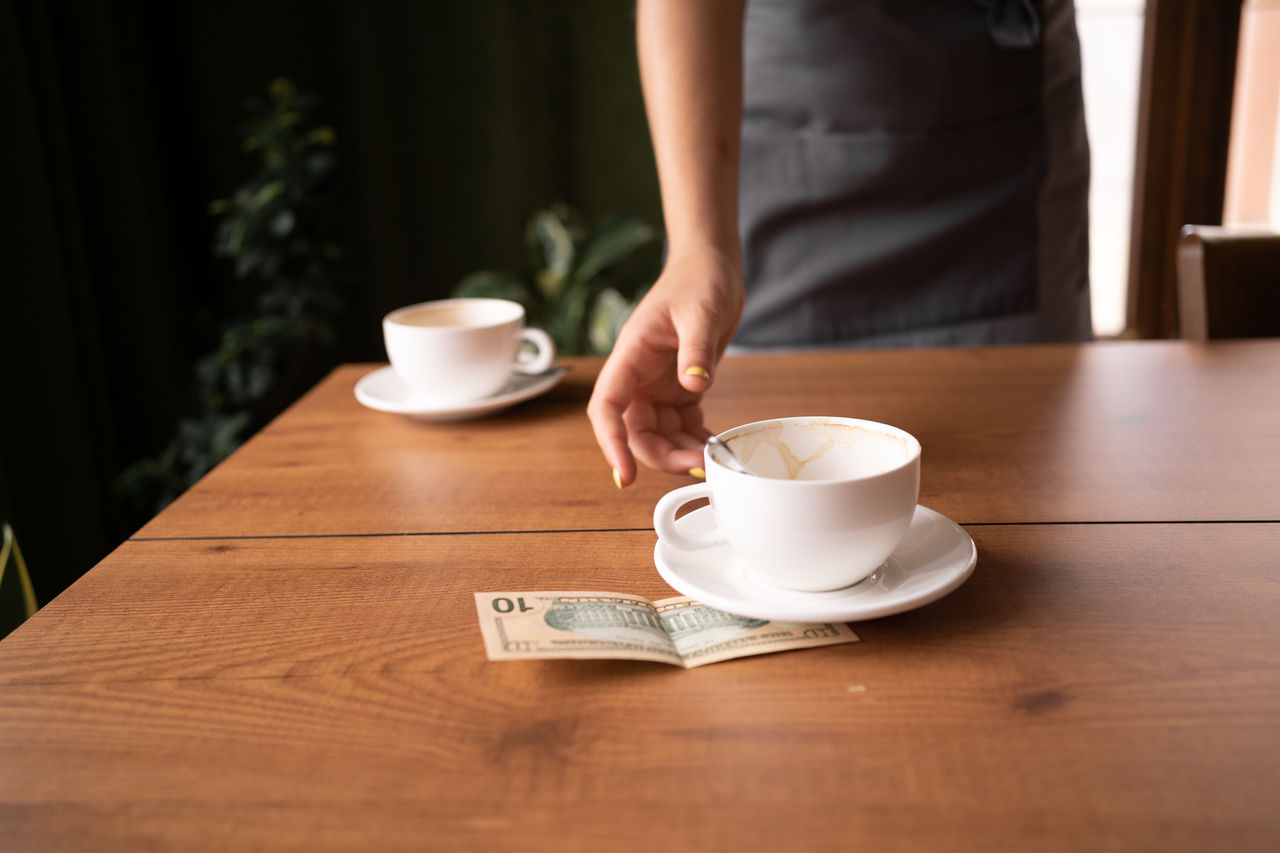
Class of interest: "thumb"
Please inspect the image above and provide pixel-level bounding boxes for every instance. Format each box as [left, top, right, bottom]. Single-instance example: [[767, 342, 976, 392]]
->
[[675, 318, 720, 393]]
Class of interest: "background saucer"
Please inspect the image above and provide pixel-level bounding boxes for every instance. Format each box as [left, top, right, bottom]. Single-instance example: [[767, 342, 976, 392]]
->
[[354, 365, 568, 421], [654, 505, 976, 623]]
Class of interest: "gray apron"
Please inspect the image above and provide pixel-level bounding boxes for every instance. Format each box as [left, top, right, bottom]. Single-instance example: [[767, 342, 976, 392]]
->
[[736, 0, 1092, 348]]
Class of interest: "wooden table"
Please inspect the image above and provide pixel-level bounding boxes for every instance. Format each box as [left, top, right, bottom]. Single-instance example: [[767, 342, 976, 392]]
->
[[2, 340, 1278, 851]]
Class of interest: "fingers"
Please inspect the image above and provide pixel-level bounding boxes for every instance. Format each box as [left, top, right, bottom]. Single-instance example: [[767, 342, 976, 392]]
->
[[586, 353, 639, 488], [679, 403, 713, 444], [588, 284, 726, 484], [625, 402, 707, 475], [629, 430, 706, 476]]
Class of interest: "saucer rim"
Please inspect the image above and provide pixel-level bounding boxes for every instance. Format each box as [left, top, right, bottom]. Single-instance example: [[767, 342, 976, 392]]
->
[[653, 504, 976, 623], [354, 365, 568, 418]]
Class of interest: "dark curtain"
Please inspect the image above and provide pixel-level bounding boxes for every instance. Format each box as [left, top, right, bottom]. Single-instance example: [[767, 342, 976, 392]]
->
[[0, 0, 660, 601], [1125, 0, 1241, 338]]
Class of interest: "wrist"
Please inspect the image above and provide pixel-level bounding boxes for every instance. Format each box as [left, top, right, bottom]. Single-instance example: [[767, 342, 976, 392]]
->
[[664, 236, 743, 275]]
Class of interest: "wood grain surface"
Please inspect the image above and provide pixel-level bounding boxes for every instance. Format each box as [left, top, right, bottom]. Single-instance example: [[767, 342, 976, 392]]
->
[[4, 342, 1279, 851], [2, 525, 1278, 851], [134, 340, 1280, 540]]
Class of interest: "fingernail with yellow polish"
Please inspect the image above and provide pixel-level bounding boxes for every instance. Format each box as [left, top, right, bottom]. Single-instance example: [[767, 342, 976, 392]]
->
[[689, 467, 706, 480], [684, 366, 710, 379], [612, 468, 624, 490]]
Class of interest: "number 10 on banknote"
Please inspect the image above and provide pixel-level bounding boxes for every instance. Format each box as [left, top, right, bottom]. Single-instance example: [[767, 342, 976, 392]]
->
[[474, 591, 858, 669]]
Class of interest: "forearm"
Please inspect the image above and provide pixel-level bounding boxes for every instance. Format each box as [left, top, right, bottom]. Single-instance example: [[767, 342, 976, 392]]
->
[[636, 0, 745, 263]]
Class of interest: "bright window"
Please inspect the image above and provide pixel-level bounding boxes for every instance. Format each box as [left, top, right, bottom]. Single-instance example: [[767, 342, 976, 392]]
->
[[1077, 0, 1147, 338]]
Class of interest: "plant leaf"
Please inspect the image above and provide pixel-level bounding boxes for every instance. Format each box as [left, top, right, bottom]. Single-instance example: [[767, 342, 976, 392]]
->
[[453, 271, 534, 308], [249, 179, 286, 212], [553, 280, 594, 355], [528, 210, 574, 302], [270, 210, 296, 237], [269, 77, 296, 106], [588, 288, 635, 355], [572, 217, 656, 285]]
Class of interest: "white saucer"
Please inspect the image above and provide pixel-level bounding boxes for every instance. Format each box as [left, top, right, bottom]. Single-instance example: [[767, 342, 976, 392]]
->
[[654, 505, 976, 623], [354, 365, 568, 422]]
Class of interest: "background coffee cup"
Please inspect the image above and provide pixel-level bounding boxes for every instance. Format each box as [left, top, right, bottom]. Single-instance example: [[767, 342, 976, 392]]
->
[[382, 298, 555, 403], [653, 417, 921, 592]]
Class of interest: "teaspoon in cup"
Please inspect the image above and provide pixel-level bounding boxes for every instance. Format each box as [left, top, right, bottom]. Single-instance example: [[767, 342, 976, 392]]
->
[[706, 435, 754, 476]]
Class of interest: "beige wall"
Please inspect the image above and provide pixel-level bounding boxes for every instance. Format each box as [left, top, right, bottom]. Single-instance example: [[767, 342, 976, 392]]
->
[[1225, 0, 1280, 227]]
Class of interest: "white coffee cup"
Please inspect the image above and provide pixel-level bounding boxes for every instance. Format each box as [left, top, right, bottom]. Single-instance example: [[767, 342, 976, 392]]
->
[[382, 298, 555, 404], [653, 417, 921, 592]]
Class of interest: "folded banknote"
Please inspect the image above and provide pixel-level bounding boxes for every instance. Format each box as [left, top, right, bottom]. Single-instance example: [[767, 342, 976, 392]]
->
[[474, 591, 858, 668]]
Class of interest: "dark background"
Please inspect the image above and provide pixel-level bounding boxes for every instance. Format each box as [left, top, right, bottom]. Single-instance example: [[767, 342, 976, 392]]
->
[[1, 0, 661, 601]]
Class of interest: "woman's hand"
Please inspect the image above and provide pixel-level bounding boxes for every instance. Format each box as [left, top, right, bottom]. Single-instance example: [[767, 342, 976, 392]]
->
[[587, 247, 743, 487], [591, 0, 747, 487]]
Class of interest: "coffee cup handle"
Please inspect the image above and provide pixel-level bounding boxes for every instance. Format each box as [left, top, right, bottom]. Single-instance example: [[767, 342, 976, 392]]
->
[[653, 483, 725, 551], [515, 328, 555, 375]]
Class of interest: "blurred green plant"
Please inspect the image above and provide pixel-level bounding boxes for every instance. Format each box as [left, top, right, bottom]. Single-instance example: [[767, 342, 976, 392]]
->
[[1, 522, 38, 639], [117, 78, 349, 518], [453, 204, 660, 355]]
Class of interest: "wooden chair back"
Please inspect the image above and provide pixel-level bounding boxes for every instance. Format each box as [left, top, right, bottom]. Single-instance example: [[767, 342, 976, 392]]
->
[[1176, 225, 1280, 340]]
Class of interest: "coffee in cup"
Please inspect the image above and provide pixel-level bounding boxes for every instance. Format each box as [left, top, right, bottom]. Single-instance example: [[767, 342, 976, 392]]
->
[[653, 417, 921, 592], [382, 298, 555, 404]]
